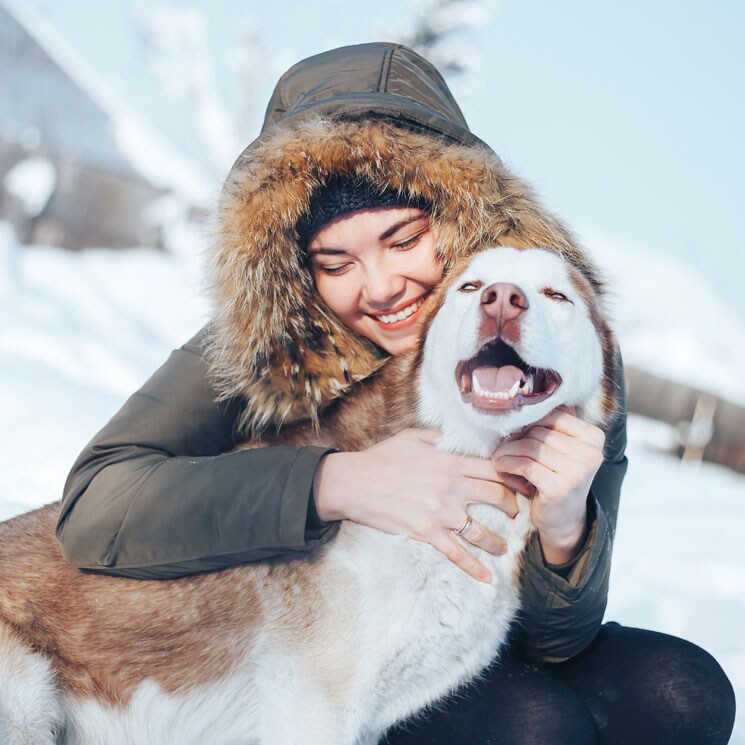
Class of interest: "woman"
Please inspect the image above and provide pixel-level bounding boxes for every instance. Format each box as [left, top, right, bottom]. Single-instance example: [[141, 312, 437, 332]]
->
[[58, 43, 735, 743]]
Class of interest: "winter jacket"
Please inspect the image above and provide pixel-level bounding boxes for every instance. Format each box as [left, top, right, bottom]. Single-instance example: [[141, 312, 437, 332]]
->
[[57, 42, 628, 665]]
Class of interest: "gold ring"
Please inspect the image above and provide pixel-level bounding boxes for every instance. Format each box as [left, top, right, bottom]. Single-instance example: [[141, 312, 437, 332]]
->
[[452, 516, 473, 537]]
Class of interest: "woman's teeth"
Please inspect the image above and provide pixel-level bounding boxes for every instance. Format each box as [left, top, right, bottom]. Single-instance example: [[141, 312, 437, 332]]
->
[[376, 297, 425, 325]]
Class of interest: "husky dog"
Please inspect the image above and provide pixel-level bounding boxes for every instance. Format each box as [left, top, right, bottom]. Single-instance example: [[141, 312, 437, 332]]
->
[[0, 247, 617, 745]]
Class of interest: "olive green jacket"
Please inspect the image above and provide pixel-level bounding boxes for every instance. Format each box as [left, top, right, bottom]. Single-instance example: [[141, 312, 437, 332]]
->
[[57, 43, 628, 665]]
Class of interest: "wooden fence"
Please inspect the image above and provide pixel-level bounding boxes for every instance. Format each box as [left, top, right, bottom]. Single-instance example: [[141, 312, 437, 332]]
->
[[625, 366, 745, 474]]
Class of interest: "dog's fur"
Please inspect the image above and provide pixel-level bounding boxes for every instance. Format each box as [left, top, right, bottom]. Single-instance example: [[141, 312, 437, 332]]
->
[[0, 247, 617, 745]]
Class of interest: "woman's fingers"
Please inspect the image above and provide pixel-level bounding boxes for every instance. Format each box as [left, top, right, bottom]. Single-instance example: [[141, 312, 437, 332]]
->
[[493, 437, 564, 474], [490, 471, 534, 497], [463, 476, 519, 517], [506, 426, 595, 459], [491, 431, 605, 491], [432, 532, 496, 584], [455, 518, 509, 557], [322, 429, 521, 585], [490, 410, 606, 495], [489, 454, 560, 495], [527, 409, 606, 450], [457, 455, 520, 516]]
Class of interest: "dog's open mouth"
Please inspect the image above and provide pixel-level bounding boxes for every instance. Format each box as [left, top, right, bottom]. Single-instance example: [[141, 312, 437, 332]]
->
[[455, 339, 562, 412]]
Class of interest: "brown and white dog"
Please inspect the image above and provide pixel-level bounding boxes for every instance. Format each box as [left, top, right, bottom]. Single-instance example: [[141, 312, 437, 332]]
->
[[0, 246, 617, 745]]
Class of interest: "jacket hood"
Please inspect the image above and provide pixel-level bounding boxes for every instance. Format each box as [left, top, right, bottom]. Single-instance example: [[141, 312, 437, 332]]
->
[[206, 43, 602, 435], [260, 42, 482, 148]]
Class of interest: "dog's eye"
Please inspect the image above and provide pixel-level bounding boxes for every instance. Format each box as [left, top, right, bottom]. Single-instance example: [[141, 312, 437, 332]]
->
[[458, 281, 483, 293], [542, 288, 572, 303]]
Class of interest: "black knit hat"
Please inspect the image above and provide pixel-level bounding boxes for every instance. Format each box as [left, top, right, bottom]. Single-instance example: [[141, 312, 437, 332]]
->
[[297, 176, 430, 247]]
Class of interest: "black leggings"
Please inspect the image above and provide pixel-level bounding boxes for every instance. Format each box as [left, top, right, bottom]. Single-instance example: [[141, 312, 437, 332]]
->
[[383, 624, 736, 745]]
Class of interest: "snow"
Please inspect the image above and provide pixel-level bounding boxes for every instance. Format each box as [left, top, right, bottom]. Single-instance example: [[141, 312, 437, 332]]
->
[[582, 226, 745, 405], [3, 157, 57, 216], [0, 220, 20, 295], [0, 217, 211, 511], [607, 420, 745, 743], [1, 220, 743, 740]]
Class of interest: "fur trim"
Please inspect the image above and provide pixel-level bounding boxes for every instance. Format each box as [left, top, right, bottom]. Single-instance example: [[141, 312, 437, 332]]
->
[[206, 118, 602, 434]]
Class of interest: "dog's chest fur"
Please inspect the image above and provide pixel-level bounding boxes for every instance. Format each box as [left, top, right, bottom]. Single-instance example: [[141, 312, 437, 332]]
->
[[315, 499, 532, 708]]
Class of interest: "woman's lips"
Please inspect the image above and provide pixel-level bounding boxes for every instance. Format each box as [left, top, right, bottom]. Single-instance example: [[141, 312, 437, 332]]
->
[[368, 293, 430, 331]]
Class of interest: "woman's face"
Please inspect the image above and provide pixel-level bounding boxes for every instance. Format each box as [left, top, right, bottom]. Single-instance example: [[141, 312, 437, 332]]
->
[[308, 207, 444, 355]]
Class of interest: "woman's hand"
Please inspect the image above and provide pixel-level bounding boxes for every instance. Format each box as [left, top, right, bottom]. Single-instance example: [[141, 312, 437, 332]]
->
[[313, 429, 518, 583], [490, 407, 606, 565]]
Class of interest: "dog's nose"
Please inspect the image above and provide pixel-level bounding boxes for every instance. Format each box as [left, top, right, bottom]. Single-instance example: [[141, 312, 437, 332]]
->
[[480, 283, 529, 322]]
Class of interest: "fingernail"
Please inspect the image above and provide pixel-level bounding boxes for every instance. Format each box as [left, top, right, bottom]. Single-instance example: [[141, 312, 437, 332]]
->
[[480, 569, 493, 583], [498, 544, 509, 555]]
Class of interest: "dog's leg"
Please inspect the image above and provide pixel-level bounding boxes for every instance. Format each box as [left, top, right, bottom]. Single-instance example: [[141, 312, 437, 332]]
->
[[0, 623, 63, 745]]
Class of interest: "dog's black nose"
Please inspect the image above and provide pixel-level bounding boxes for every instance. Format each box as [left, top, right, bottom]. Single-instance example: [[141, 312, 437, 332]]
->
[[480, 283, 529, 322]]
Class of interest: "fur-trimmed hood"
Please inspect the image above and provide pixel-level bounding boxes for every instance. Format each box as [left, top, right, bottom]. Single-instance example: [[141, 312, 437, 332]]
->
[[206, 43, 601, 434]]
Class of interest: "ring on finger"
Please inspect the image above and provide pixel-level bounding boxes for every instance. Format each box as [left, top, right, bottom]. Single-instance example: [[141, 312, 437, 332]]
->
[[452, 516, 473, 537]]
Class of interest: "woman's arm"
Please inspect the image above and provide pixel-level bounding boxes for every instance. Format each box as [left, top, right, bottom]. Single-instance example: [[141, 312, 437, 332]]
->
[[58, 325, 515, 582], [56, 327, 338, 579]]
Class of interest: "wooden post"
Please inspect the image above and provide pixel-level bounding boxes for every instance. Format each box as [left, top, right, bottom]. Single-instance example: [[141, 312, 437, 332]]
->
[[625, 366, 745, 474]]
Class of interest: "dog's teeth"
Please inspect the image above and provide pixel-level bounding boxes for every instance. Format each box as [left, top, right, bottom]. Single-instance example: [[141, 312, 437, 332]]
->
[[524, 375, 533, 395], [473, 374, 522, 400], [460, 372, 470, 393], [472, 375, 484, 395]]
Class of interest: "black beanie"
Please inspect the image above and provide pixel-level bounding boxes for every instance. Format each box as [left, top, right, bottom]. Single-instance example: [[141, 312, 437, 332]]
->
[[297, 177, 430, 247]]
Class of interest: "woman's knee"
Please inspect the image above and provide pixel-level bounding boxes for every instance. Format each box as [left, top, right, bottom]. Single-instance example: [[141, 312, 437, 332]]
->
[[646, 637, 736, 744], [556, 625, 736, 745], [385, 663, 597, 745]]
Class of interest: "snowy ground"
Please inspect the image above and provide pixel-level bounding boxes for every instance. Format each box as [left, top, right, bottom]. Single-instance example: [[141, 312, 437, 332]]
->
[[1, 221, 743, 741]]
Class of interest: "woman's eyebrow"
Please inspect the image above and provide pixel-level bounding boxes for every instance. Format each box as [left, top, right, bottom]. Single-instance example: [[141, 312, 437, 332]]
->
[[308, 247, 347, 256], [378, 215, 426, 241]]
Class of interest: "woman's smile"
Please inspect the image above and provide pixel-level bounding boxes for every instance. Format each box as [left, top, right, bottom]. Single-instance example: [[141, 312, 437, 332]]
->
[[367, 291, 431, 329]]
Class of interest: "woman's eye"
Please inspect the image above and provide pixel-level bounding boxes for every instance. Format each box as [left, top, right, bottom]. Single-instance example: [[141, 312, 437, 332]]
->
[[542, 288, 571, 302], [393, 232, 424, 250], [458, 280, 482, 292], [320, 264, 351, 276]]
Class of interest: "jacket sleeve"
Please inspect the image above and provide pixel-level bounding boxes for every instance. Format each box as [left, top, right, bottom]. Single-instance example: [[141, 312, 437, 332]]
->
[[56, 326, 339, 579], [509, 355, 628, 664]]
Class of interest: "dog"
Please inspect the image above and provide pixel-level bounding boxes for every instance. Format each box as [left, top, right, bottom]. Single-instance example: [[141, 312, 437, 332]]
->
[[0, 246, 617, 745]]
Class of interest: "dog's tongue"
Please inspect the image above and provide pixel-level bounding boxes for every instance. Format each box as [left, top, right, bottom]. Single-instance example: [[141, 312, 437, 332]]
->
[[473, 365, 524, 393]]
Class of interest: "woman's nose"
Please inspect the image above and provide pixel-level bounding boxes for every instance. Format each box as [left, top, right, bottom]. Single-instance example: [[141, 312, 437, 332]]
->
[[363, 265, 406, 306]]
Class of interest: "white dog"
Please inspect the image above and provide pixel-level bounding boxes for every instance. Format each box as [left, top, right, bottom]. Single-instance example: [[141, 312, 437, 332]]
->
[[0, 246, 617, 745]]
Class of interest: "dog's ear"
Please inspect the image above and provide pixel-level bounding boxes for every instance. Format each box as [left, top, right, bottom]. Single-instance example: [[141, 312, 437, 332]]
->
[[567, 265, 620, 431]]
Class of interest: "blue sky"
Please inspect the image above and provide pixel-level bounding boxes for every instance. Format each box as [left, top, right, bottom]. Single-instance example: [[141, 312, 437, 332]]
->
[[467, 2, 745, 320], [16, 0, 745, 318]]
